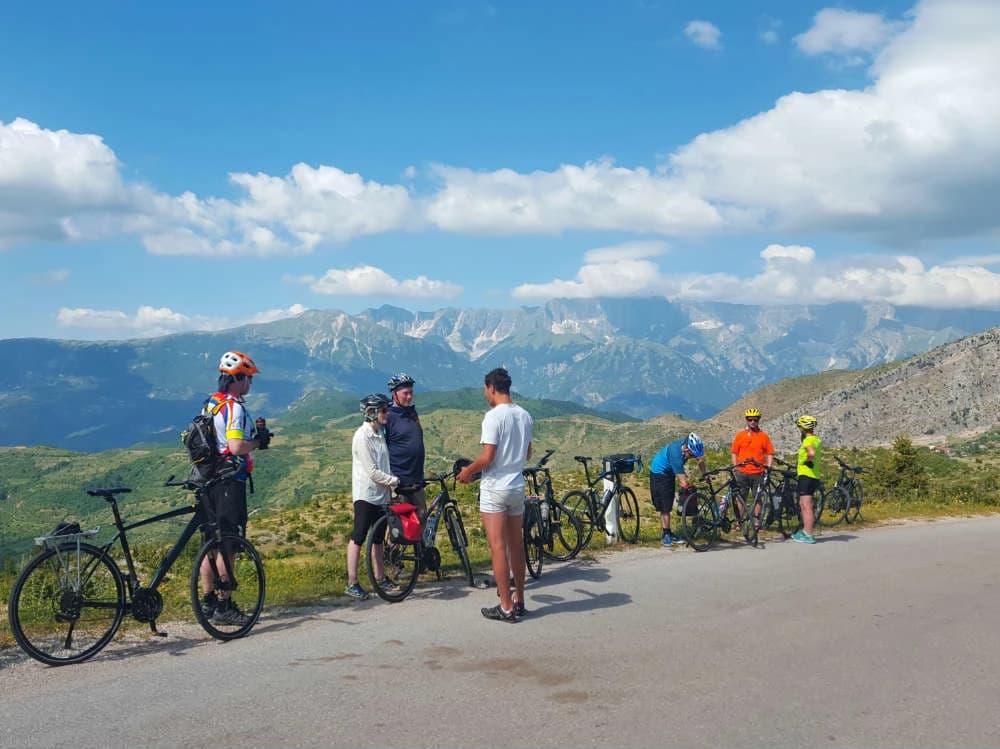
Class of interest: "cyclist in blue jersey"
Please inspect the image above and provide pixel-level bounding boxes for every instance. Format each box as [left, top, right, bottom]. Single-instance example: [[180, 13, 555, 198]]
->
[[385, 373, 426, 521], [648, 433, 706, 546]]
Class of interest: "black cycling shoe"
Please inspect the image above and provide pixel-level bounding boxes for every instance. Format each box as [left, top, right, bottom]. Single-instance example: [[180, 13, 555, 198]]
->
[[513, 600, 528, 617], [481, 604, 517, 623]]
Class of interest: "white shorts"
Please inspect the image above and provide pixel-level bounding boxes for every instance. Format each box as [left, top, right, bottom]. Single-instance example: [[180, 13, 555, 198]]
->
[[479, 487, 526, 516]]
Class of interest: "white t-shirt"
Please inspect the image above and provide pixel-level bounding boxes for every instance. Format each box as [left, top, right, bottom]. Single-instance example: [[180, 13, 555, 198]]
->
[[480, 403, 534, 491]]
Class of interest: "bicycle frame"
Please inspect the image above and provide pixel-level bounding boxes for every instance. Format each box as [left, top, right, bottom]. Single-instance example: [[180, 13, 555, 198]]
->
[[576, 457, 623, 524]]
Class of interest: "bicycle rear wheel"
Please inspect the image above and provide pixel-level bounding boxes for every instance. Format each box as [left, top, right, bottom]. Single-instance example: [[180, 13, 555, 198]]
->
[[545, 500, 583, 561], [819, 487, 848, 527], [681, 492, 719, 552], [778, 496, 802, 538], [615, 486, 641, 543], [366, 516, 420, 603], [443, 504, 474, 587], [9, 542, 125, 666], [191, 534, 265, 640], [523, 502, 544, 579], [560, 489, 596, 552], [846, 482, 864, 523]]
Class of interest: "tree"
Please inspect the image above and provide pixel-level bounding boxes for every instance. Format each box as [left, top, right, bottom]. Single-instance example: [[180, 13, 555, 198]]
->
[[888, 434, 928, 495]]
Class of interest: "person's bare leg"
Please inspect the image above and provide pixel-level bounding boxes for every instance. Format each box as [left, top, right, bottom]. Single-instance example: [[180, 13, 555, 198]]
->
[[481, 511, 513, 612]]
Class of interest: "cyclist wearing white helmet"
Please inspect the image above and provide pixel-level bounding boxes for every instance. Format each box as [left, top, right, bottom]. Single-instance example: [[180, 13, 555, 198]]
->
[[197, 350, 268, 626], [385, 373, 426, 520], [792, 415, 821, 545], [345, 393, 400, 600], [648, 432, 707, 547]]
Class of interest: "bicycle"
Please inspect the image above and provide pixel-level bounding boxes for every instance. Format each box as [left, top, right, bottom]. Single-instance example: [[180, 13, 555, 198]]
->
[[560, 454, 643, 551], [7, 472, 265, 666], [522, 449, 583, 573], [819, 456, 866, 526], [763, 457, 813, 539], [366, 464, 477, 603], [680, 461, 762, 551]]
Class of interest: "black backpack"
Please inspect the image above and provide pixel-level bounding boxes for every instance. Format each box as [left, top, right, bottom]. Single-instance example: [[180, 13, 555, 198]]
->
[[181, 397, 233, 483]]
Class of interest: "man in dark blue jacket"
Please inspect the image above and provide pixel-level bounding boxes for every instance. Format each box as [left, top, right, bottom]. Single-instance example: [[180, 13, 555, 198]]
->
[[385, 372, 426, 519]]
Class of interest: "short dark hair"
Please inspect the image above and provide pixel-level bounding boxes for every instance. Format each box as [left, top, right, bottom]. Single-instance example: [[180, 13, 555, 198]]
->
[[484, 367, 512, 394]]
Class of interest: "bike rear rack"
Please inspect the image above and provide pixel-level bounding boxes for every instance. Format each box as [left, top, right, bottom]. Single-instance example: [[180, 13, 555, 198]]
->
[[35, 528, 101, 551]]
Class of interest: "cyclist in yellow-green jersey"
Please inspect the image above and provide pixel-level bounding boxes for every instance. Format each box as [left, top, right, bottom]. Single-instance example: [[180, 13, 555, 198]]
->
[[792, 415, 821, 544]]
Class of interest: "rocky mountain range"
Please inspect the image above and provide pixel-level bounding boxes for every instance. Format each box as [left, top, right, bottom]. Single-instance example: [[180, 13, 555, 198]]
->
[[2, 297, 999, 451]]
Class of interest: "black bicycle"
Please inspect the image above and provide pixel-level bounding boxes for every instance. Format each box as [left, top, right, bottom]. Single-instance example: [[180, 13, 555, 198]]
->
[[366, 464, 477, 603], [764, 457, 811, 539], [522, 449, 583, 575], [560, 454, 643, 550], [819, 456, 865, 526], [680, 461, 763, 550], [7, 472, 265, 666]]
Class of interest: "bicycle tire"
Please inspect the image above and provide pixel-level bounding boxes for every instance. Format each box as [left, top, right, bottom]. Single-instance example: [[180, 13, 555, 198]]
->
[[9, 542, 125, 666], [191, 534, 265, 640], [778, 496, 803, 539], [744, 492, 764, 547], [846, 481, 864, 523], [366, 516, 420, 603], [560, 489, 596, 552], [819, 486, 848, 527], [811, 483, 825, 526], [443, 504, 474, 587], [681, 492, 719, 552], [545, 500, 583, 561], [615, 486, 641, 543], [523, 503, 544, 579]]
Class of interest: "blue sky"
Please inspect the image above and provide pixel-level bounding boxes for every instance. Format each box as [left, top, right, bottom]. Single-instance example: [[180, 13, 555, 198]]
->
[[2, 0, 999, 340]]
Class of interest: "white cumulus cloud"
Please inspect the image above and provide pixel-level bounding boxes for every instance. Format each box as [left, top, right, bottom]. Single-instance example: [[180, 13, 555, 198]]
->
[[514, 241, 1000, 310], [425, 160, 721, 235], [289, 265, 462, 299], [685, 20, 722, 49], [513, 241, 672, 299], [55, 303, 309, 338], [795, 8, 907, 59]]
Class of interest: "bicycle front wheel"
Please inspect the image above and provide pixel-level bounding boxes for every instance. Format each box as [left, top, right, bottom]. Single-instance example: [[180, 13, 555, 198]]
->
[[523, 503, 544, 579], [743, 490, 765, 547], [560, 489, 596, 552], [545, 500, 583, 561], [846, 482, 864, 523], [615, 486, 641, 543], [681, 493, 719, 552], [191, 534, 265, 640], [443, 504, 474, 587], [366, 516, 421, 603], [819, 487, 848, 527], [9, 542, 125, 666]]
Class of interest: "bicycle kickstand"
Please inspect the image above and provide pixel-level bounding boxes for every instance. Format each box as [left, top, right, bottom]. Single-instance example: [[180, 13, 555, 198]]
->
[[148, 620, 168, 638]]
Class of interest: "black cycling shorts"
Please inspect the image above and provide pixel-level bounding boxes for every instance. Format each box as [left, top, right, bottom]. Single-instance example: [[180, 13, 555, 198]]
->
[[350, 500, 384, 546], [797, 476, 821, 497], [649, 471, 677, 513], [199, 478, 248, 543]]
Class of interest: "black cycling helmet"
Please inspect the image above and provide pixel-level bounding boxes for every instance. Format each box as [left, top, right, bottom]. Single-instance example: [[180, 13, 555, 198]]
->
[[360, 393, 390, 421], [387, 372, 416, 392], [452, 457, 481, 481]]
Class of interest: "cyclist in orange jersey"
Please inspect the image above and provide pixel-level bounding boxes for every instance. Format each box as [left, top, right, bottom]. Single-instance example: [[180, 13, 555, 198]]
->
[[730, 408, 774, 515]]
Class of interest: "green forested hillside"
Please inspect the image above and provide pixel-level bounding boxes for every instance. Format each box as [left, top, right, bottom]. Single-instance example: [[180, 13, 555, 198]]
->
[[0, 404, 682, 560]]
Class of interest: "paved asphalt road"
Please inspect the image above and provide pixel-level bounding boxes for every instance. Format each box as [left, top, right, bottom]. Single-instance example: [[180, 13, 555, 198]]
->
[[2, 516, 999, 749]]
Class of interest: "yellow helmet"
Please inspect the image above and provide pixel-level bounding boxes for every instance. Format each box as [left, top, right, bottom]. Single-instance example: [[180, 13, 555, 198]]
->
[[744, 408, 761, 418], [796, 414, 817, 430]]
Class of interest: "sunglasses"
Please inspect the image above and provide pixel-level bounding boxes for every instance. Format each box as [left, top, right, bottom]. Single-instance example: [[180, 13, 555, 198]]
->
[[746, 417, 759, 422]]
